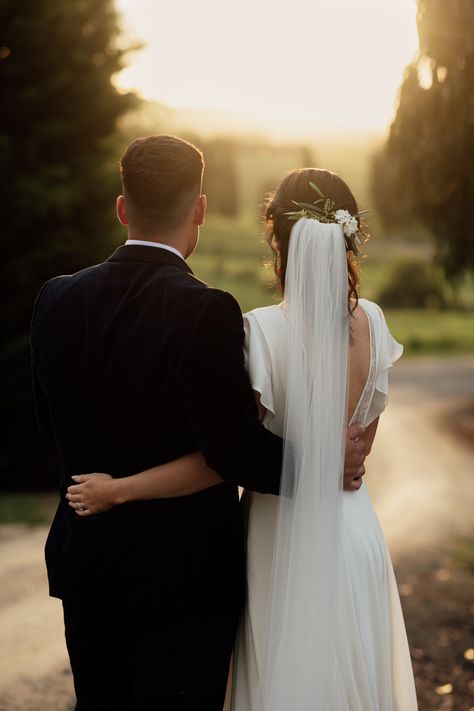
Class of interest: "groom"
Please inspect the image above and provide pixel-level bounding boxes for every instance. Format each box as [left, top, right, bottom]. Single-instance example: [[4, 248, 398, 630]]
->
[[31, 134, 367, 710]]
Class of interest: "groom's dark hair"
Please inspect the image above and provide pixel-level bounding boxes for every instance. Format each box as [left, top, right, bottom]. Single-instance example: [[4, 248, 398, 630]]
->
[[120, 134, 204, 235]]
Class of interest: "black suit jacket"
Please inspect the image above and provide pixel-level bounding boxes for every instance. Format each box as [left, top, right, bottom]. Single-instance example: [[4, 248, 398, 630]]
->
[[31, 245, 283, 606]]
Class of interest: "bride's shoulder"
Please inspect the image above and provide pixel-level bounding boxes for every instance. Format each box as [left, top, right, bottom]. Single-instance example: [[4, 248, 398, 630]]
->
[[243, 304, 286, 349], [356, 298, 387, 324], [244, 303, 283, 326], [357, 298, 403, 357]]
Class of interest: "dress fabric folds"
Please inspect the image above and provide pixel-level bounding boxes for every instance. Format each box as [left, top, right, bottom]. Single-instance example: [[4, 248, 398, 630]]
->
[[227, 299, 418, 711]]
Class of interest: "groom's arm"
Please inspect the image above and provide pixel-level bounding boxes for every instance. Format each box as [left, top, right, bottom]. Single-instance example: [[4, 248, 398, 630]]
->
[[182, 290, 283, 495]]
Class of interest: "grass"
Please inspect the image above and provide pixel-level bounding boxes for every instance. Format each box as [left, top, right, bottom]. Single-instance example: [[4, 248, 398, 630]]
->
[[0, 493, 57, 525], [3, 216, 472, 526], [190, 215, 474, 355], [454, 536, 474, 573], [189, 214, 278, 314], [383, 309, 474, 355]]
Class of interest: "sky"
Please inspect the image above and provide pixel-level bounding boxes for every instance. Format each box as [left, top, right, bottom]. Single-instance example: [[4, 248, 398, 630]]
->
[[115, 0, 419, 139]]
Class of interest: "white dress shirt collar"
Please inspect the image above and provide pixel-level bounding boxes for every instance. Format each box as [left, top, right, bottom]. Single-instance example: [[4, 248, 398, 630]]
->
[[125, 239, 184, 260]]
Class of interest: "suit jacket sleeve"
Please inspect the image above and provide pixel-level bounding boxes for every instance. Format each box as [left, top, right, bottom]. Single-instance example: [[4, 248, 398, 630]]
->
[[183, 290, 282, 494]]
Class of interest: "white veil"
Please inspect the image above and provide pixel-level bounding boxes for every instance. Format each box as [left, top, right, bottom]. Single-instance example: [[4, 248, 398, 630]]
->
[[260, 218, 349, 710]]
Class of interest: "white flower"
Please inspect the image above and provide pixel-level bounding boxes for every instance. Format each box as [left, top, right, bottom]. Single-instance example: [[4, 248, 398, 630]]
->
[[334, 209, 351, 224], [343, 216, 359, 237], [335, 209, 358, 237]]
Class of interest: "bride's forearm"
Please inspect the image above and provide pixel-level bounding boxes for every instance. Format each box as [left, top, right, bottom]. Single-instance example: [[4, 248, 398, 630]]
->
[[113, 452, 224, 504]]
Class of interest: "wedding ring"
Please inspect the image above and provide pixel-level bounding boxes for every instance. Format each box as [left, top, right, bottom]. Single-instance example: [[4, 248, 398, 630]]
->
[[78, 504, 85, 511]]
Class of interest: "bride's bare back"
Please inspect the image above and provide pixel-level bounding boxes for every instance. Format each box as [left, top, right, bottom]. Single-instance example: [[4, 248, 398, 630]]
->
[[348, 302, 371, 423]]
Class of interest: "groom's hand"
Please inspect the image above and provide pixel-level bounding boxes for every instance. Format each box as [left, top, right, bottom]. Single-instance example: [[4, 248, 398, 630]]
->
[[343, 424, 367, 491]]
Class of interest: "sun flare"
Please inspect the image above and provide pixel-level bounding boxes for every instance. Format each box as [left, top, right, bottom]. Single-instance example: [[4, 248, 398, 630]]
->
[[115, 0, 419, 138]]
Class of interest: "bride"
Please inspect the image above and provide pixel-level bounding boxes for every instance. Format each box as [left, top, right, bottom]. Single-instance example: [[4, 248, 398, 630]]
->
[[67, 168, 418, 710]]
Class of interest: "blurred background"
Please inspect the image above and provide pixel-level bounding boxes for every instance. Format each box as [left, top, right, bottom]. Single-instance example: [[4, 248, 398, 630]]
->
[[0, 0, 473, 709]]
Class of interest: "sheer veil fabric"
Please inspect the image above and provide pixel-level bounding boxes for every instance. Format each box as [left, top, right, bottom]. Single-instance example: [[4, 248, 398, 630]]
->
[[258, 218, 349, 710]]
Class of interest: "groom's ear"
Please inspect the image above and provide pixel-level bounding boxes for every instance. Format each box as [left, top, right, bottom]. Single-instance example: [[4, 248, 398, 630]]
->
[[194, 194, 207, 226], [116, 195, 129, 226]]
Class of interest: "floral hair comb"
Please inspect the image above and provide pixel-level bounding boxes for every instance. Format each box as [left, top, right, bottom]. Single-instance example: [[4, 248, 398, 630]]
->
[[284, 182, 368, 256]]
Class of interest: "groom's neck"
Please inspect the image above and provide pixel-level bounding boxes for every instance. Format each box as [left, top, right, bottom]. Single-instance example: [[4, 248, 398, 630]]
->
[[127, 228, 190, 258]]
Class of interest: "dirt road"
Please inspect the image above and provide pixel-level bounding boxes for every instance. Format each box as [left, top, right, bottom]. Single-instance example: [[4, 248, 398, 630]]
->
[[0, 357, 473, 710], [0, 526, 74, 710], [366, 356, 474, 554]]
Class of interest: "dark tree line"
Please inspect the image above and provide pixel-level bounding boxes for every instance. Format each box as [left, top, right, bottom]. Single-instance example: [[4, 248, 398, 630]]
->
[[0, 0, 316, 489], [0, 0, 135, 488], [373, 0, 474, 279], [201, 138, 239, 217], [118, 109, 242, 218]]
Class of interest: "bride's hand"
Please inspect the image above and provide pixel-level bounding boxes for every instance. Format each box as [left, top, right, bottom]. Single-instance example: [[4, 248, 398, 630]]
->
[[343, 423, 367, 491], [66, 473, 119, 516]]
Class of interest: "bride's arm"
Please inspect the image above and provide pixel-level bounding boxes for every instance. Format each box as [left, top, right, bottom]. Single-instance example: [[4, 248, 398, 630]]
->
[[254, 391, 266, 421], [66, 451, 223, 516]]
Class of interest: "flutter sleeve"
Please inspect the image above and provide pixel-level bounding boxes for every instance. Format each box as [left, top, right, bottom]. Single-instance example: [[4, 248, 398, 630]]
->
[[243, 311, 275, 418], [366, 301, 404, 424]]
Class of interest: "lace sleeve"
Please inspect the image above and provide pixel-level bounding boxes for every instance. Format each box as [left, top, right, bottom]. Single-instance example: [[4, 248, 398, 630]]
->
[[243, 312, 275, 417]]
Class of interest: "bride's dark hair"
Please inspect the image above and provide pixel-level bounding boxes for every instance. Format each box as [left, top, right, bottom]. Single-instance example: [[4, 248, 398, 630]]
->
[[265, 168, 364, 313]]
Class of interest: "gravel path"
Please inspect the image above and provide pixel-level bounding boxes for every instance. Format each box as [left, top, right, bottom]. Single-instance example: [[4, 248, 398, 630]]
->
[[0, 526, 74, 710], [0, 357, 473, 710], [366, 357, 474, 710], [366, 356, 474, 554]]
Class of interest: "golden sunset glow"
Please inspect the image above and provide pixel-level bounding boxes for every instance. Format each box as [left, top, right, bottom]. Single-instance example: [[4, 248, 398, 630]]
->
[[115, 0, 419, 137]]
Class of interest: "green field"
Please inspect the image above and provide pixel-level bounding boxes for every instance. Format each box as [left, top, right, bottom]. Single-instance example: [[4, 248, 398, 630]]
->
[[190, 215, 474, 356], [0, 493, 57, 525], [3, 215, 473, 525], [383, 310, 474, 355]]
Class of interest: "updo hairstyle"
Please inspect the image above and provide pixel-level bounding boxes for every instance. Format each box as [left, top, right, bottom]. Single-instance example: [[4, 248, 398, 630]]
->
[[265, 168, 364, 313]]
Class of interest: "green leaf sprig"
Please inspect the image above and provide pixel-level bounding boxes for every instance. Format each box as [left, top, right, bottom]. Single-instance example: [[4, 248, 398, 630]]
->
[[284, 182, 369, 256]]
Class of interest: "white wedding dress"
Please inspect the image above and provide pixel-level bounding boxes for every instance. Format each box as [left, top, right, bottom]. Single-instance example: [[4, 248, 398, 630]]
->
[[226, 297, 418, 711]]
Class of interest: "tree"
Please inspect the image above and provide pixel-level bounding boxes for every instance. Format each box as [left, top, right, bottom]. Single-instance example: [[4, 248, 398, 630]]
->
[[373, 0, 474, 278], [201, 138, 240, 217], [0, 0, 136, 488]]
